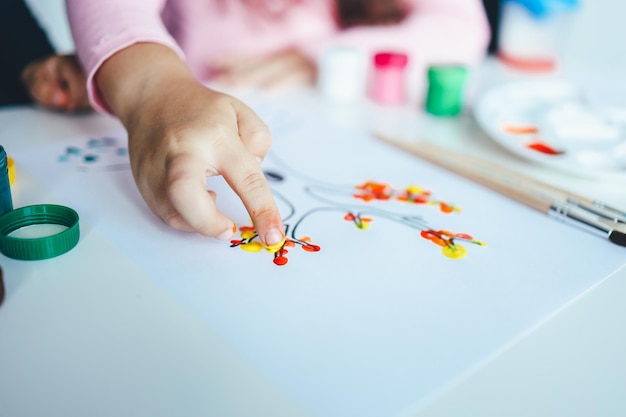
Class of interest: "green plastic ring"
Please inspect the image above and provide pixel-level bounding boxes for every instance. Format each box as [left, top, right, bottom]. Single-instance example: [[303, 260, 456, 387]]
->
[[0, 204, 80, 260]]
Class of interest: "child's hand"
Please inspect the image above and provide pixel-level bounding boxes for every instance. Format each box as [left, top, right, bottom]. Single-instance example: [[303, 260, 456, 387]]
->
[[21, 54, 91, 112], [210, 49, 316, 90], [96, 43, 285, 245]]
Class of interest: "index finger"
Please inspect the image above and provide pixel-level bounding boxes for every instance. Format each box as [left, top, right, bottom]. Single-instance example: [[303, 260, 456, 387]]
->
[[219, 142, 285, 248]]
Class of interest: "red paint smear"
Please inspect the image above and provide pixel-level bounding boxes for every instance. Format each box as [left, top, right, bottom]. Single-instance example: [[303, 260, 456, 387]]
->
[[302, 244, 321, 252], [527, 142, 564, 155], [455, 233, 473, 240]]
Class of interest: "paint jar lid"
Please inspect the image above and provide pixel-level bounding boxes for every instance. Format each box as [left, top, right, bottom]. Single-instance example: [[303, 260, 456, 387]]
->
[[373, 52, 408, 69], [425, 65, 469, 117], [0, 204, 80, 260]]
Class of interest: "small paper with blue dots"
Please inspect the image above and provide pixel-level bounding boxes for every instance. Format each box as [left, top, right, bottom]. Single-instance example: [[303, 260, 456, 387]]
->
[[57, 136, 129, 171]]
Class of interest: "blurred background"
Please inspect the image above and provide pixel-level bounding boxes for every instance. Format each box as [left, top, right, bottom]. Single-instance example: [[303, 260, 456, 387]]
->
[[23, 0, 626, 78], [27, 0, 626, 77]]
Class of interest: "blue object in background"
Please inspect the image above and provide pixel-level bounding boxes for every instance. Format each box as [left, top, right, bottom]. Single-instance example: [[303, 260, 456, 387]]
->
[[502, 0, 581, 19]]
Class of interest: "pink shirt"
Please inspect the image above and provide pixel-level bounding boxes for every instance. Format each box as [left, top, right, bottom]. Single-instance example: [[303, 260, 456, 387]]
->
[[66, 0, 490, 112]]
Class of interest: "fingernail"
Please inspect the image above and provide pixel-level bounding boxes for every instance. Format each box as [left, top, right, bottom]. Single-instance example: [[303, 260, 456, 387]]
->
[[264, 228, 284, 247], [216, 227, 235, 241]]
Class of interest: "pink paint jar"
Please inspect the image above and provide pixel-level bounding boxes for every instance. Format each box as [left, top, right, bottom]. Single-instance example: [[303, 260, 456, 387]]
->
[[369, 52, 409, 105]]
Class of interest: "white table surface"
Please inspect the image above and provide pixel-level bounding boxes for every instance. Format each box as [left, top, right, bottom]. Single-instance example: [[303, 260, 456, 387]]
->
[[1, 58, 625, 417]]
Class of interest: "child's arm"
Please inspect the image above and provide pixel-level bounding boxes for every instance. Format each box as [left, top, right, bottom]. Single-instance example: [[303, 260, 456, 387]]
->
[[65, 1, 285, 245], [66, 0, 184, 113]]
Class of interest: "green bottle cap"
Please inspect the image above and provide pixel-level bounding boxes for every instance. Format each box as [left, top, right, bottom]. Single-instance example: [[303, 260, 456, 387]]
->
[[0, 204, 80, 260], [425, 65, 469, 117]]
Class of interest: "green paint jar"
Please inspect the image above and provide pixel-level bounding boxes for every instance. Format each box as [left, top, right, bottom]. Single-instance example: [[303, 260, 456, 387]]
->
[[425, 65, 469, 117]]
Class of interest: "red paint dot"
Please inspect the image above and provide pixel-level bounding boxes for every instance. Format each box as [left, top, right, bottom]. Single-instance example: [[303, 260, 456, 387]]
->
[[273, 256, 288, 266]]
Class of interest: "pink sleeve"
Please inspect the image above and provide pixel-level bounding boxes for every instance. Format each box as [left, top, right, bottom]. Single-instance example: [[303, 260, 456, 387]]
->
[[65, 0, 186, 113], [304, 0, 490, 71]]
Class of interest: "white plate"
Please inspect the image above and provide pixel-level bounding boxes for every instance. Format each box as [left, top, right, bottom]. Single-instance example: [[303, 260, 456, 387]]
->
[[474, 80, 626, 180]]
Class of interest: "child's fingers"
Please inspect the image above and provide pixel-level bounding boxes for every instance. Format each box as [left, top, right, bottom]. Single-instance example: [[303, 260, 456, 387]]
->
[[55, 56, 91, 111], [163, 153, 235, 238]]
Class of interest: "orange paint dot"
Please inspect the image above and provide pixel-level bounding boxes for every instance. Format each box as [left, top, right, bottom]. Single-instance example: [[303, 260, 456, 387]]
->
[[432, 238, 446, 247], [440, 203, 454, 213], [503, 124, 539, 134]]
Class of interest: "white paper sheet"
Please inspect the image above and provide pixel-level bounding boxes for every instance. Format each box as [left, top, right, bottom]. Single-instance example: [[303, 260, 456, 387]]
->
[[12, 98, 626, 417]]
